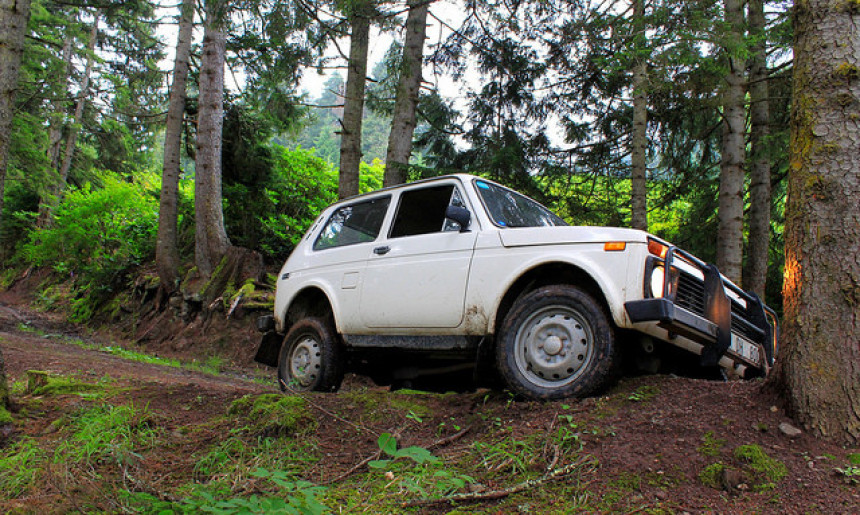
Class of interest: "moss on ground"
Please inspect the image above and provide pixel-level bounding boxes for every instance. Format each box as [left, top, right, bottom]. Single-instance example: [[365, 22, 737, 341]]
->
[[229, 394, 317, 436]]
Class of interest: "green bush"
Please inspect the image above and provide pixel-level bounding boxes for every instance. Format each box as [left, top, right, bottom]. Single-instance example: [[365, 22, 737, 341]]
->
[[23, 174, 159, 321]]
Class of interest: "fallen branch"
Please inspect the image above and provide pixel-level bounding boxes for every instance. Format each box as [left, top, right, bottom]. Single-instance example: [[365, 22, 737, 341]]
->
[[321, 449, 383, 486], [427, 425, 472, 450], [406, 455, 597, 507]]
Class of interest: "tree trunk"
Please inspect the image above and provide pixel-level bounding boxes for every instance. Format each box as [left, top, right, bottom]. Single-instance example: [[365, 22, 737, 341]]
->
[[383, 0, 429, 187], [38, 15, 99, 227], [773, 0, 860, 445], [629, 0, 648, 231], [0, 0, 31, 410], [338, 3, 371, 199], [156, 0, 194, 293], [195, 0, 231, 278], [47, 37, 73, 171], [742, 0, 770, 299], [716, 0, 745, 285]]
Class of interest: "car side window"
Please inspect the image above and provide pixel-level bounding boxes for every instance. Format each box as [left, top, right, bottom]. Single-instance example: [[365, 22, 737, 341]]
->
[[313, 196, 391, 251], [390, 184, 463, 238]]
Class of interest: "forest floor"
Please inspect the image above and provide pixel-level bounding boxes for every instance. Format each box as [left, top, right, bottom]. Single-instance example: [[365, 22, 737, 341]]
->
[[1, 296, 859, 514]]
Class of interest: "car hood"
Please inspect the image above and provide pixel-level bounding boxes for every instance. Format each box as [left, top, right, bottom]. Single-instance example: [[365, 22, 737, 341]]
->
[[498, 226, 650, 248]]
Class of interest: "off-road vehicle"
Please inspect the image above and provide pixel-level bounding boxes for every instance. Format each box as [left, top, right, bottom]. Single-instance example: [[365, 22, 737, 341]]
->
[[255, 174, 778, 399]]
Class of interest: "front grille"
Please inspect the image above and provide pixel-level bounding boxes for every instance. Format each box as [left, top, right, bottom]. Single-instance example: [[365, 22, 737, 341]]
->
[[673, 271, 763, 344], [675, 272, 705, 316]]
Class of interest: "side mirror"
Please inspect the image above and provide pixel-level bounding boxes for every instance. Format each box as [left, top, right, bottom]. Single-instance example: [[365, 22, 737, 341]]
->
[[445, 205, 472, 232]]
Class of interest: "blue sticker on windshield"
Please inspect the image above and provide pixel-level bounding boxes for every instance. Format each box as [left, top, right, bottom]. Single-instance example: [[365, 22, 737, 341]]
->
[[476, 181, 490, 189], [498, 221, 506, 226]]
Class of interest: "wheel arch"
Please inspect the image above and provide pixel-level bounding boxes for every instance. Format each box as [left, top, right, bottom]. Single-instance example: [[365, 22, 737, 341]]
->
[[282, 286, 337, 332], [491, 262, 613, 336]]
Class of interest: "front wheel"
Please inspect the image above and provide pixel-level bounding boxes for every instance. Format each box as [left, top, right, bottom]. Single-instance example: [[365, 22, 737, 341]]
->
[[278, 317, 344, 392], [496, 285, 617, 400]]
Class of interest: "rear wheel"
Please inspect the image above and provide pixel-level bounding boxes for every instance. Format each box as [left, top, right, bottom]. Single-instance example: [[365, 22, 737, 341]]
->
[[278, 317, 344, 392], [496, 285, 617, 400]]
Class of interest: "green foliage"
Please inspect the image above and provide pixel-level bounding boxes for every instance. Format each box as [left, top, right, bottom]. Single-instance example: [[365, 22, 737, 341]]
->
[[28, 373, 113, 400], [188, 469, 328, 515], [698, 431, 726, 457], [54, 404, 157, 469], [699, 462, 726, 489], [23, 174, 159, 321], [195, 434, 319, 486], [627, 385, 659, 403], [0, 438, 46, 498], [368, 432, 440, 469], [228, 394, 317, 436], [733, 444, 788, 485], [361, 433, 474, 500], [835, 465, 860, 485]]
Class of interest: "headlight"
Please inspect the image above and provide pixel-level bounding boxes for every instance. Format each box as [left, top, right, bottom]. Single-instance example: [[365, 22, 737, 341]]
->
[[650, 266, 666, 298]]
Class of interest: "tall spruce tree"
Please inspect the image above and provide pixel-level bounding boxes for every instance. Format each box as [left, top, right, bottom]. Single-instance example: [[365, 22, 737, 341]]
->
[[383, 0, 430, 187], [156, 0, 194, 292], [338, 0, 375, 199], [716, 0, 747, 285], [0, 0, 31, 411], [195, 0, 232, 277], [775, 0, 860, 444]]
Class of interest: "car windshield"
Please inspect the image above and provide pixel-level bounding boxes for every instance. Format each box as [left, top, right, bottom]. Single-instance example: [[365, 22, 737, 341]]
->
[[474, 179, 568, 228]]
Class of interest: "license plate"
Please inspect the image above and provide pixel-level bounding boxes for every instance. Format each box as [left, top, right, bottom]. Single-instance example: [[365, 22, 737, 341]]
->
[[729, 333, 761, 365]]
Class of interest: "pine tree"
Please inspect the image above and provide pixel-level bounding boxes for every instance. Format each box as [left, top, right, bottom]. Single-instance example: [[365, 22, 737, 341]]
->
[[0, 0, 31, 410], [775, 0, 860, 444], [156, 0, 194, 292], [383, 0, 429, 187], [195, 0, 232, 277]]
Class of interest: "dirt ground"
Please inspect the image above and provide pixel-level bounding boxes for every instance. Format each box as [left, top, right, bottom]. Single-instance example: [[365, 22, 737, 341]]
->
[[1, 296, 858, 513]]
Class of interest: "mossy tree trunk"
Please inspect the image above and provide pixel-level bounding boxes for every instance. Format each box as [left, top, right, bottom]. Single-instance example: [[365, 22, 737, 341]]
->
[[773, 0, 860, 445], [0, 0, 32, 407], [0, 0, 31, 239]]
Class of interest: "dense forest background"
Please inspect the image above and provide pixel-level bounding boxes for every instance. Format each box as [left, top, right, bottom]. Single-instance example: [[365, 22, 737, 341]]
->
[[0, 0, 794, 317]]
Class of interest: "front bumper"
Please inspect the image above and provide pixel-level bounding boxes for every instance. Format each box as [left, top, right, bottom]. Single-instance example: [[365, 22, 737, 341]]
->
[[624, 245, 777, 371]]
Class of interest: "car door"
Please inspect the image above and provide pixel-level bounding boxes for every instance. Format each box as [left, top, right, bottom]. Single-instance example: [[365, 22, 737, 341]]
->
[[302, 195, 391, 331], [360, 182, 478, 329]]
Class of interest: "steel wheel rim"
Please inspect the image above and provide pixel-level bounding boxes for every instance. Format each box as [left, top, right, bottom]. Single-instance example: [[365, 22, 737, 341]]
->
[[290, 335, 322, 387], [513, 304, 594, 388]]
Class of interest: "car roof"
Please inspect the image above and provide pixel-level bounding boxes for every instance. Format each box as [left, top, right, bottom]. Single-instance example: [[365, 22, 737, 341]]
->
[[334, 173, 486, 205]]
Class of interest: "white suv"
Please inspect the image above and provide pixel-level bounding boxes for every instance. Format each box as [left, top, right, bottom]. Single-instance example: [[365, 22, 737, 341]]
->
[[255, 174, 778, 399]]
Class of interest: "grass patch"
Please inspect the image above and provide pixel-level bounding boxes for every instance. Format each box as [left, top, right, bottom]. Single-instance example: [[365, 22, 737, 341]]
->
[[342, 388, 435, 422], [734, 444, 787, 490], [228, 393, 318, 436], [27, 373, 116, 400], [699, 462, 726, 489], [698, 431, 726, 457], [627, 385, 659, 403], [0, 405, 12, 425], [54, 403, 158, 469], [0, 438, 46, 498]]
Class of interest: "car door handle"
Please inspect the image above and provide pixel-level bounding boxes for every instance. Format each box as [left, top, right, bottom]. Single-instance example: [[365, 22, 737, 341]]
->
[[373, 246, 391, 255]]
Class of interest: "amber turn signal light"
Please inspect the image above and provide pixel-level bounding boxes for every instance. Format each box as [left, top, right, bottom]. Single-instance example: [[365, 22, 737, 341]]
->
[[647, 239, 668, 259], [604, 242, 626, 251]]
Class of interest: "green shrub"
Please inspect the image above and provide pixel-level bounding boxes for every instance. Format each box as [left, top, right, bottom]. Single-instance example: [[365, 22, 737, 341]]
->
[[23, 174, 159, 321]]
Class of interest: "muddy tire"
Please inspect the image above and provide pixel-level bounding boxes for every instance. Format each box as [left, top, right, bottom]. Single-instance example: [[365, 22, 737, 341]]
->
[[278, 317, 344, 392], [496, 285, 617, 400]]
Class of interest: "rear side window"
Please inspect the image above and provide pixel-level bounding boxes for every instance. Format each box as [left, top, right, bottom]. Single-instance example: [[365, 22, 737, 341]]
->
[[313, 196, 391, 251], [390, 184, 461, 238]]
